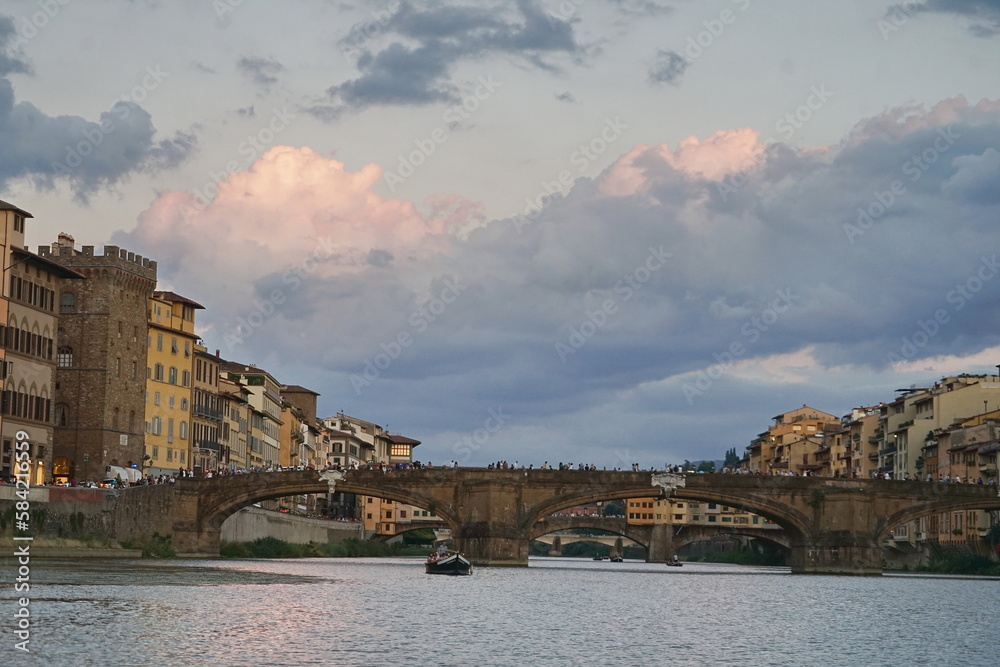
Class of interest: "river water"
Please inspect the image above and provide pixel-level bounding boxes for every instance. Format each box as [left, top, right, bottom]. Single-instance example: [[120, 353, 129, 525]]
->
[[2, 556, 998, 666]]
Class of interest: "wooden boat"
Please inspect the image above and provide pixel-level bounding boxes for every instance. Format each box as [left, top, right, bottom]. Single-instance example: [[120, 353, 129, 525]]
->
[[425, 550, 473, 575], [592, 554, 610, 561], [665, 560, 683, 567], [609, 555, 624, 562]]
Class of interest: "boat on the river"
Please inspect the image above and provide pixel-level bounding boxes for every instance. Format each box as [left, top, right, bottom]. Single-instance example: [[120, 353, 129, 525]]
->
[[593, 554, 610, 561], [425, 550, 473, 575], [665, 560, 683, 567], [609, 555, 624, 563]]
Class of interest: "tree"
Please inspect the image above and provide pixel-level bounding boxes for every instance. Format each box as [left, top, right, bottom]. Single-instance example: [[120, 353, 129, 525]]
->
[[723, 447, 740, 468], [697, 460, 716, 473]]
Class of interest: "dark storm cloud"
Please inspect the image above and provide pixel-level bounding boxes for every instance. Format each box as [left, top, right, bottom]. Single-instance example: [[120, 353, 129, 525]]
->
[[0, 16, 196, 201], [237, 56, 286, 87], [648, 49, 687, 85], [313, 0, 579, 116], [0, 16, 30, 77]]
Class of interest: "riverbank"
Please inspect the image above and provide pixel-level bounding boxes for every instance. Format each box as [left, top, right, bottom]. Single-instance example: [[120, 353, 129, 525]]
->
[[0, 535, 143, 558], [220, 536, 429, 558]]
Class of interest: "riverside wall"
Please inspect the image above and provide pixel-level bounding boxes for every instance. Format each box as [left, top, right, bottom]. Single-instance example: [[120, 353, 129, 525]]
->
[[0, 485, 371, 546], [221, 507, 372, 544]]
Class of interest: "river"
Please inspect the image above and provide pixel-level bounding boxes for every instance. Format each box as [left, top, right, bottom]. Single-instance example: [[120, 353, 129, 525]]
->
[[2, 556, 998, 666]]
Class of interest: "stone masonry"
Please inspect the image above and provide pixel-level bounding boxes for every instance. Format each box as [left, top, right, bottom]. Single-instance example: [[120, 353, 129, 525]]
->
[[41, 238, 157, 482]]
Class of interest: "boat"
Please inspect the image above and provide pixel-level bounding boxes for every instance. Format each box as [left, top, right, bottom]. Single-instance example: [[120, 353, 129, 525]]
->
[[666, 560, 683, 567], [609, 555, 624, 563], [425, 550, 473, 575], [592, 554, 610, 561]]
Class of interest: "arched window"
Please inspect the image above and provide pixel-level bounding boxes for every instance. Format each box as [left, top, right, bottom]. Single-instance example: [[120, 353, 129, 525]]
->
[[57, 346, 73, 368], [59, 292, 76, 313]]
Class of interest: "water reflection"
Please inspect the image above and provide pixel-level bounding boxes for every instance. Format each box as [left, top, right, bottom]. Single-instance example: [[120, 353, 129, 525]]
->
[[0, 556, 997, 666]]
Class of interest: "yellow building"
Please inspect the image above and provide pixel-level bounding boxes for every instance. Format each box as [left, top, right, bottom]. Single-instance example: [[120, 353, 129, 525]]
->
[[746, 405, 839, 474], [145, 291, 202, 476], [221, 362, 283, 468], [192, 345, 223, 472], [218, 373, 250, 471]]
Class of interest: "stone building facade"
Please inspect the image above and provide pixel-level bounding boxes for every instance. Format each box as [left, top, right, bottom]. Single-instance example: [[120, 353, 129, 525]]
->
[[42, 235, 157, 482]]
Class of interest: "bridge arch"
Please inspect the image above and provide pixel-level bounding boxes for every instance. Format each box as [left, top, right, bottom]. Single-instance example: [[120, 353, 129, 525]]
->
[[525, 486, 811, 545], [529, 518, 651, 549], [197, 474, 462, 536], [876, 494, 1000, 544]]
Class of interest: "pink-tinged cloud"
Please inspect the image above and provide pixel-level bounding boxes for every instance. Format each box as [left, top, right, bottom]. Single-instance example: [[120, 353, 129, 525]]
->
[[597, 128, 765, 196], [125, 145, 473, 281], [844, 96, 1000, 145]]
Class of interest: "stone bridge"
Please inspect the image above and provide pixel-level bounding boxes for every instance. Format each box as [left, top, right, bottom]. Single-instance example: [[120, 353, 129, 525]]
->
[[107, 468, 1000, 575]]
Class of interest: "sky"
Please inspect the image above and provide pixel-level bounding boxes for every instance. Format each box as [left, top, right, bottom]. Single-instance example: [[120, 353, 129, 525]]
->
[[2, 0, 1000, 468]]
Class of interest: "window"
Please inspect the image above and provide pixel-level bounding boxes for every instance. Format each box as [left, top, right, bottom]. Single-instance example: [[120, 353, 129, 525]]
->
[[154, 364, 164, 381], [169, 395, 175, 409], [179, 421, 188, 439], [152, 446, 159, 459], [57, 345, 73, 368], [154, 392, 160, 406], [181, 398, 188, 411], [152, 416, 162, 435], [184, 341, 190, 358], [54, 403, 69, 427], [182, 370, 190, 387], [157, 333, 163, 351], [131, 361, 137, 380], [168, 367, 177, 384], [59, 292, 76, 313], [167, 418, 174, 443], [115, 357, 121, 376], [171, 338, 178, 354]]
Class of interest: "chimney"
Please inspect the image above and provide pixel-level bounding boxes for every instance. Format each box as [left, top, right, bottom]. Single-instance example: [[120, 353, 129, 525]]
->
[[53, 232, 75, 256]]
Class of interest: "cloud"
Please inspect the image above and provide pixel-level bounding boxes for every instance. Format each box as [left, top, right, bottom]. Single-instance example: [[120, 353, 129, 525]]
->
[[314, 0, 580, 116], [237, 56, 286, 88], [0, 15, 196, 201], [118, 96, 1000, 466], [899, 0, 1000, 36], [648, 49, 687, 85]]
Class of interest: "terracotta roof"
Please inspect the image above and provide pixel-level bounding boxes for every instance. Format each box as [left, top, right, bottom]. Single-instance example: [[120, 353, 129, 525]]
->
[[281, 384, 320, 396], [0, 200, 32, 218], [387, 434, 421, 446], [153, 290, 205, 309], [11, 247, 85, 279]]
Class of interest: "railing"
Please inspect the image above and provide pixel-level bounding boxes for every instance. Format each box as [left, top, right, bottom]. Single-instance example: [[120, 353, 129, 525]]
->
[[194, 439, 220, 452], [193, 405, 222, 420]]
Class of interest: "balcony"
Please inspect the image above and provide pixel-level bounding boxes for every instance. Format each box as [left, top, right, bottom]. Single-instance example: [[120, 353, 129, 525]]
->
[[194, 439, 220, 453], [193, 405, 222, 421]]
